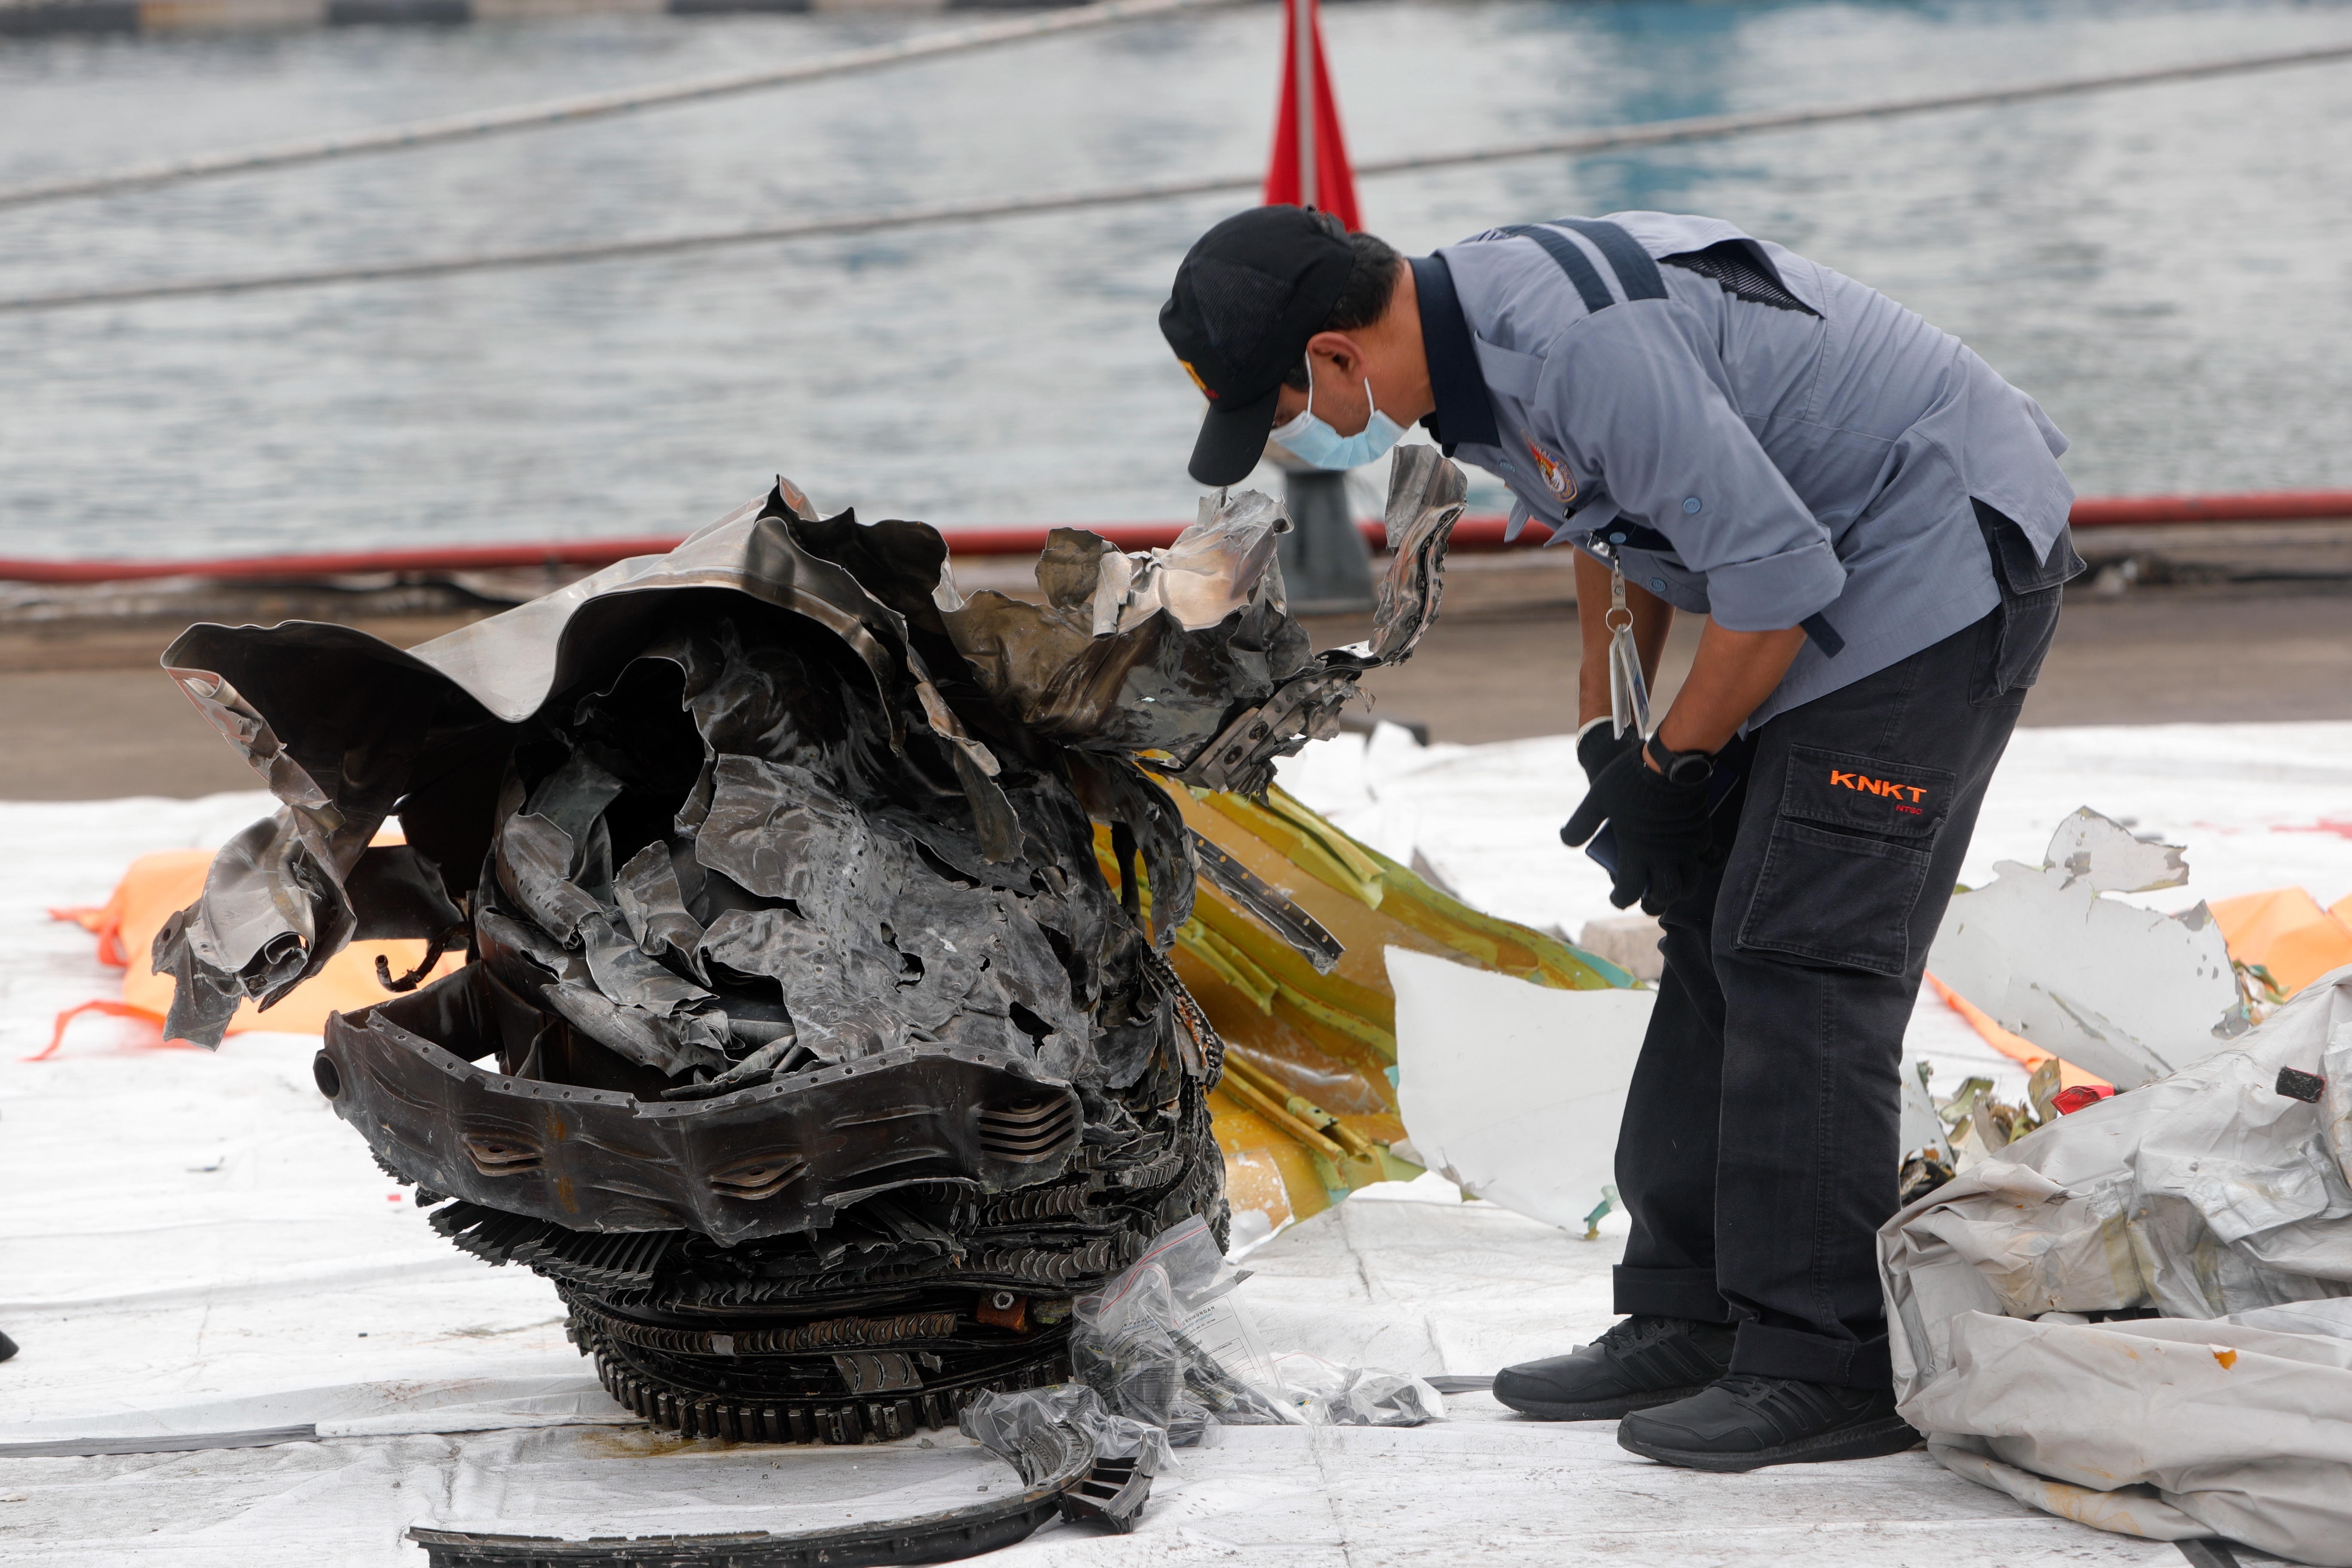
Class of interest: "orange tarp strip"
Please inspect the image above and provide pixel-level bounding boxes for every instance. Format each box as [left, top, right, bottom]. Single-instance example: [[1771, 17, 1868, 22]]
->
[[29, 999, 188, 1062], [1923, 971, 2109, 1091], [34, 836, 460, 1060]]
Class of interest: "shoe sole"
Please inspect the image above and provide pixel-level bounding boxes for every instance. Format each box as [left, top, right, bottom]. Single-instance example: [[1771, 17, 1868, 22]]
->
[[1616, 1415, 1922, 1472], [1494, 1384, 1711, 1422]]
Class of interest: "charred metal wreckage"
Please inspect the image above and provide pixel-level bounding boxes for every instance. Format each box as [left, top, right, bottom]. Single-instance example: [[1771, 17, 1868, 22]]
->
[[152, 451, 1468, 1475], [408, 1392, 1136, 1567]]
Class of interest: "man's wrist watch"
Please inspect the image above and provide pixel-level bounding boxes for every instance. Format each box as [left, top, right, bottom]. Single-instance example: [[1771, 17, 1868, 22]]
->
[[1645, 733, 1717, 785]]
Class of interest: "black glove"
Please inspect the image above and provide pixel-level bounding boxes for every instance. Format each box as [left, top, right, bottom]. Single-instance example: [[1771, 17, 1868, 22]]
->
[[1577, 721, 1641, 784], [1560, 745, 1714, 914]]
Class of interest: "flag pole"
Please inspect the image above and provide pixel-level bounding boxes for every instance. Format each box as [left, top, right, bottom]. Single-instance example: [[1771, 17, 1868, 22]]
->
[[1274, 0, 1371, 609], [1292, 0, 1318, 211]]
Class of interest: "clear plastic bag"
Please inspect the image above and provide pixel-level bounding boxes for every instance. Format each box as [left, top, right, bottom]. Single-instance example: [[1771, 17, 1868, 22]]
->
[[1071, 1216, 1299, 1439], [1270, 1352, 1446, 1427], [1069, 1217, 1449, 1435]]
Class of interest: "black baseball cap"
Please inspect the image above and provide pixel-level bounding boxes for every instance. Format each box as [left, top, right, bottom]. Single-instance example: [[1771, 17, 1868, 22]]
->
[[1160, 205, 1356, 487]]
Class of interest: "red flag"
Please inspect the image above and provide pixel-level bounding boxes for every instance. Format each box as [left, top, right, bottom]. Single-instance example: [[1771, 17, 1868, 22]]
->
[[1261, 0, 1361, 233]]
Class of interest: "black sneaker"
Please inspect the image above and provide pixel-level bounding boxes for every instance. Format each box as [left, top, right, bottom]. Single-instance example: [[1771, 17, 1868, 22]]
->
[[1491, 1316, 1736, 1421], [1616, 1373, 1921, 1471]]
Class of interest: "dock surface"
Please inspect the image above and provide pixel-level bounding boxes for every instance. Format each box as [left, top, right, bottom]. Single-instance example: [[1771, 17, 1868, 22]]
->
[[6, 545, 2347, 799]]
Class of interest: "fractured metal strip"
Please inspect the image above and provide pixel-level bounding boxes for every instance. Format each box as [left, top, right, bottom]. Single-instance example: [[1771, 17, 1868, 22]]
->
[[0, 1425, 319, 1458], [1188, 829, 1344, 975], [407, 1410, 1096, 1565]]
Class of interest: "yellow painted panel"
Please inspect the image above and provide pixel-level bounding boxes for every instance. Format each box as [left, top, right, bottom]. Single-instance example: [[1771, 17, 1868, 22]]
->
[[1107, 776, 1635, 1208], [1208, 1096, 1335, 1221]]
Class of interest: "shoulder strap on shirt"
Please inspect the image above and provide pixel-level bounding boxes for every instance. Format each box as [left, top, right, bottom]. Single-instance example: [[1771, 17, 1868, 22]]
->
[[1498, 219, 1669, 312], [1496, 220, 1834, 649], [1497, 224, 1611, 314], [1549, 218, 1669, 301]]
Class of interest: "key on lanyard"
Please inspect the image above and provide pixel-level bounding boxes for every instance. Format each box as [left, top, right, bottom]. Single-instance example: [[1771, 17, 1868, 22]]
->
[[1606, 562, 1651, 741]]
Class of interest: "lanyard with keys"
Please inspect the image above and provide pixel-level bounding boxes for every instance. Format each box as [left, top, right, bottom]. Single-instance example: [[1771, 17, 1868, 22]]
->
[[1605, 560, 1652, 741]]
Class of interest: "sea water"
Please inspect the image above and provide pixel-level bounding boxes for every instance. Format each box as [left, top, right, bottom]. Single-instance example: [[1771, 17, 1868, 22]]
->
[[0, 0, 2346, 559]]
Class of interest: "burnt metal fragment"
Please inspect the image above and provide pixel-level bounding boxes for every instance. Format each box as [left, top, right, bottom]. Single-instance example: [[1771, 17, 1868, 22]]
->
[[2276, 1066, 2327, 1103], [1896, 1148, 1957, 1206], [1057, 1452, 1152, 1533], [150, 463, 1469, 1444], [1166, 444, 1468, 796], [407, 1402, 1099, 1567]]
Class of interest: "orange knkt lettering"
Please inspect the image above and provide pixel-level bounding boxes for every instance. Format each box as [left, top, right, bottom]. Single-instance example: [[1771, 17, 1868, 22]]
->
[[1829, 769, 1927, 804]]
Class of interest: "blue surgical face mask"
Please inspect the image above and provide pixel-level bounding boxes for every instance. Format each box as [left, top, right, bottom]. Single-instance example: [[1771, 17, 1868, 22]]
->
[[1269, 370, 1408, 471]]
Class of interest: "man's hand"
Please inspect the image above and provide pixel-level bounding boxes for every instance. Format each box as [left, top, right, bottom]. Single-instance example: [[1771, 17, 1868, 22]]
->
[[1565, 550, 1813, 907], [1563, 621, 1809, 911], [1560, 745, 1713, 914]]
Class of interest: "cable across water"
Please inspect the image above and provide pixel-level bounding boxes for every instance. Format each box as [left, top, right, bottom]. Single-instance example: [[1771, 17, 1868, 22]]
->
[[0, 0, 1243, 215], [4, 38, 2348, 315]]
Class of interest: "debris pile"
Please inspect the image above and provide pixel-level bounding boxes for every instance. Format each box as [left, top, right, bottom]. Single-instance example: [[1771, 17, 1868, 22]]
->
[[1883, 966, 2352, 1562], [1884, 813, 2352, 1564], [1896, 1057, 2109, 1205], [144, 458, 1476, 1447]]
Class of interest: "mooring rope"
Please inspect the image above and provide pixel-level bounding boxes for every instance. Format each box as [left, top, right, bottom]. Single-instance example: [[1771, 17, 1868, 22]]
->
[[0, 0, 1243, 215], [3, 38, 2347, 315]]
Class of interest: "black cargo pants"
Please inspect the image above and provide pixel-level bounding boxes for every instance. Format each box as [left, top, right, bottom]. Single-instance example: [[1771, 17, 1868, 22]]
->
[[1608, 505, 2076, 1389]]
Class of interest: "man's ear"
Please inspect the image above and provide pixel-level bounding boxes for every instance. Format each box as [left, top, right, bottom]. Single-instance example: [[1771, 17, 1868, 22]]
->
[[1304, 330, 1366, 380]]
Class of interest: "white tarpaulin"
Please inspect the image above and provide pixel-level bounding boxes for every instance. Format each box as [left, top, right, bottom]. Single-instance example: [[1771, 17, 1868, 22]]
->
[[1881, 966, 2352, 1563], [12, 720, 2352, 1563], [2, 801, 2189, 1568]]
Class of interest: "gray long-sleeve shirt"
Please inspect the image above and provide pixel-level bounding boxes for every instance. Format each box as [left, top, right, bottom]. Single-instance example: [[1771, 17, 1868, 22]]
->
[[1411, 212, 2075, 726]]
